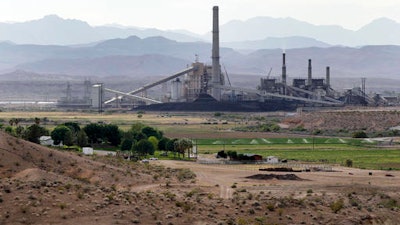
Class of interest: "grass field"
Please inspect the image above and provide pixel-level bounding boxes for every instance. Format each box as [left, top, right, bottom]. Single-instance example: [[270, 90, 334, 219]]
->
[[195, 137, 400, 170]]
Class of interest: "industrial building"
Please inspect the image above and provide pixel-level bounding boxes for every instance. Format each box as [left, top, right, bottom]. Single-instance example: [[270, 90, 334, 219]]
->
[[58, 6, 384, 111]]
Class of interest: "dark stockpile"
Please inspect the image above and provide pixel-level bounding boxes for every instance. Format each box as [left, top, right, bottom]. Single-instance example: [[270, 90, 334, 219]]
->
[[246, 173, 305, 180]]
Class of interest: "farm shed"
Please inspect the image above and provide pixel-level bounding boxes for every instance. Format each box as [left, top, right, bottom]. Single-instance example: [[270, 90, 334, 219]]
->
[[82, 147, 94, 155]]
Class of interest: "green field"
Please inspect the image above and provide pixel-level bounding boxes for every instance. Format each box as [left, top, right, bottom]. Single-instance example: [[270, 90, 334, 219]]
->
[[2, 111, 399, 170], [195, 137, 400, 170]]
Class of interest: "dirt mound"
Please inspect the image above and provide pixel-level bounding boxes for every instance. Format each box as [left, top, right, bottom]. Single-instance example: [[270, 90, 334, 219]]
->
[[246, 173, 304, 180]]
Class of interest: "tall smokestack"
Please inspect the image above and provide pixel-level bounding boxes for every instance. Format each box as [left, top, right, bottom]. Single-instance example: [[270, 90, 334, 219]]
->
[[308, 59, 312, 86], [282, 53, 286, 85], [211, 6, 221, 100], [326, 66, 330, 87]]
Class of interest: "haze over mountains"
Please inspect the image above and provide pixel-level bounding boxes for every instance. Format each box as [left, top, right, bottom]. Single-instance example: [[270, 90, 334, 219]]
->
[[2, 15, 400, 47], [0, 15, 400, 81]]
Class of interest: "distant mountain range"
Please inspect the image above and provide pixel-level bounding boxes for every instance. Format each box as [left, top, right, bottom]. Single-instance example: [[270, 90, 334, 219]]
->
[[1, 15, 400, 48], [1, 36, 400, 79], [0, 15, 204, 45], [217, 17, 400, 47]]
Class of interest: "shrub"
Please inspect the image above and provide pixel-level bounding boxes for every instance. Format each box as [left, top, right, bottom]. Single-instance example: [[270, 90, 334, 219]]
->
[[352, 131, 368, 138], [330, 199, 344, 213], [176, 168, 196, 182], [345, 159, 353, 167], [266, 204, 275, 211], [214, 112, 222, 117]]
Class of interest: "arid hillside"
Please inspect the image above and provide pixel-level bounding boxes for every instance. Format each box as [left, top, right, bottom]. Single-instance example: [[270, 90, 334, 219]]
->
[[1, 131, 400, 225], [287, 108, 400, 133]]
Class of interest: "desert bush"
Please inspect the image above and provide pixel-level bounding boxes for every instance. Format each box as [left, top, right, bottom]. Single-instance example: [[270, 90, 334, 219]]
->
[[330, 199, 344, 213], [177, 168, 196, 181], [352, 131, 368, 138], [345, 159, 353, 167], [380, 198, 399, 209], [175, 201, 193, 212], [266, 204, 275, 211], [292, 125, 307, 132]]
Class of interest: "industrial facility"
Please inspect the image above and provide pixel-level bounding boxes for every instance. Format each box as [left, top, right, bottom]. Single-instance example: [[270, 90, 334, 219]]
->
[[58, 6, 386, 112]]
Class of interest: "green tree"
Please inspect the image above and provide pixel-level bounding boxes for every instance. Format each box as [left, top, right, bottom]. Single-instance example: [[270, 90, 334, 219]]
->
[[103, 124, 121, 146], [133, 132, 147, 141], [5, 126, 15, 136], [120, 139, 133, 151], [51, 125, 72, 145], [64, 122, 81, 133], [63, 129, 74, 146], [34, 117, 41, 125], [148, 136, 159, 151], [166, 138, 177, 156], [142, 126, 163, 140], [23, 124, 48, 144], [76, 130, 89, 147], [174, 138, 193, 158], [133, 139, 154, 157], [130, 122, 145, 133], [158, 137, 170, 151], [121, 130, 135, 141], [83, 123, 104, 144], [227, 150, 238, 160], [15, 126, 25, 137]]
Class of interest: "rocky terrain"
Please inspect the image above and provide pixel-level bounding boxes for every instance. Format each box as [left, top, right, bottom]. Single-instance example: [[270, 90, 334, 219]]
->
[[286, 108, 400, 133], [0, 130, 400, 224]]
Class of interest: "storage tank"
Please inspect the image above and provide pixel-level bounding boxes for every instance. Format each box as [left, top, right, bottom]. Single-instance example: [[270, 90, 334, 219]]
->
[[171, 78, 182, 102]]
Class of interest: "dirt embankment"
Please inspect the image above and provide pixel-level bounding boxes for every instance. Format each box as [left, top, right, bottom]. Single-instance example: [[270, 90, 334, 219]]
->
[[285, 109, 400, 132]]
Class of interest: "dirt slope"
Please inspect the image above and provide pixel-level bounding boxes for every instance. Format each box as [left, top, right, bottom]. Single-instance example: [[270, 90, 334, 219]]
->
[[1, 131, 400, 225]]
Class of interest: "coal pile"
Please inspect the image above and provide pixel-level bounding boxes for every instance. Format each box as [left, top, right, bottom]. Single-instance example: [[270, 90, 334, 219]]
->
[[246, 174, 304, 180]]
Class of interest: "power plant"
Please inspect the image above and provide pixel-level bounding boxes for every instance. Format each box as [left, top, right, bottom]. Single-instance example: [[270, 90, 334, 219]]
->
[[57, 6, 386, 112]]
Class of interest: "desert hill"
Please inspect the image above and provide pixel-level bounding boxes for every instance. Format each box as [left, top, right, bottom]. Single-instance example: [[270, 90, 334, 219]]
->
[[0, 131, 400, 224], [0, 131, 201, 224]]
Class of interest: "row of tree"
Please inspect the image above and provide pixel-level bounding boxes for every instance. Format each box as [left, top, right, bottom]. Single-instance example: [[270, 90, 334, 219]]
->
[[4, 119, 194, 159], [5, 117, 48, 144], [118, 123, 193, 158]]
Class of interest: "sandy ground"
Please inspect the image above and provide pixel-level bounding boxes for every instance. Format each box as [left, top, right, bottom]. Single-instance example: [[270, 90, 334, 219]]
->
[[156, 159, 400, 200]]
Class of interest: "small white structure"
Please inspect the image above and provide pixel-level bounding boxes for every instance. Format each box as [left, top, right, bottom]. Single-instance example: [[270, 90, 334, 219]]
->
[[82, 147, 94, 155], [266, 156, 279, 163], [39, 136, 54, 146]]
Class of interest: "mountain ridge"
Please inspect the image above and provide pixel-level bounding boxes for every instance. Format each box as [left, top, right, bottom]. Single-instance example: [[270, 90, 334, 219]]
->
[[1, 14, 400, 47], [1, 36, 400, 80]]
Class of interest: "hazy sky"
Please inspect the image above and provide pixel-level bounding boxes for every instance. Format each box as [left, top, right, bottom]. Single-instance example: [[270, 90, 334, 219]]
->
[[1, 0, 400, 34]]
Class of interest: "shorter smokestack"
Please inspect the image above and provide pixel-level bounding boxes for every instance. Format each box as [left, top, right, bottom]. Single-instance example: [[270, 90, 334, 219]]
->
[[326, 66, 330, 87], [282, 53, 286, 85], [308, 59, 312, 86]]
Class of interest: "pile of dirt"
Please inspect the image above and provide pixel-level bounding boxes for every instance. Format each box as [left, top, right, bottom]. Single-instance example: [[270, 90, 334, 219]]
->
[[246, 173, 304, 180]]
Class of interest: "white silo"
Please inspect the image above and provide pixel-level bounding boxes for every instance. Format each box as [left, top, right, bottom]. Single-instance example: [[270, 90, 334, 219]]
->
[[171, 78, 182, 102]]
